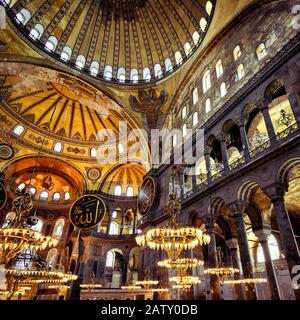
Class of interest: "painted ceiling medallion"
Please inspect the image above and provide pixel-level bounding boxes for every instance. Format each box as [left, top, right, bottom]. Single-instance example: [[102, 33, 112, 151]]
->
[[0, 144, 14, 160]]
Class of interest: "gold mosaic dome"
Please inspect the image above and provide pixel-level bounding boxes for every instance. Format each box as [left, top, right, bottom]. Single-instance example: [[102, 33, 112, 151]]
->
[[3, 0, 215, 83]]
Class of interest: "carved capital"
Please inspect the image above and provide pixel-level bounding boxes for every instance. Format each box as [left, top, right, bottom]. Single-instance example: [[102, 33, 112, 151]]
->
[[225, 238, 239, 250], [257, 98, 269, 111], [228, 201, 247, 215], [216, 132, 226, 142], [253, 227, 272, 241], [263, 183, 287, 202]]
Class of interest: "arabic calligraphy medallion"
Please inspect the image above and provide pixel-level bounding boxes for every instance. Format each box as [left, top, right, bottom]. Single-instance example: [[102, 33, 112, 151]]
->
[[69, 195, 106, 229]]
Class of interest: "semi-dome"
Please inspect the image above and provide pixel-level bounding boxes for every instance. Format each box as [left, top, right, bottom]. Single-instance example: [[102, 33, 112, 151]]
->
[[3, 0, 215, 84]]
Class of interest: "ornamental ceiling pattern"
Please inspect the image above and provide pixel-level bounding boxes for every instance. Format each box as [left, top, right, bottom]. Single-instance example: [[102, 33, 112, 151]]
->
[[4, 0, 215, 83]]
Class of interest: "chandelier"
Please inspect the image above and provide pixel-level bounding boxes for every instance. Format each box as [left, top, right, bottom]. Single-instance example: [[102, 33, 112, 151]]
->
[[136, 194, 210, 261], [158, 258, 204, 269], [80, 272, 102, 299], [223, 278, 267, 285], [0, 188, 58, 264], [135, 266, 159, 290], [204, 248, 240, 284], [2, 267, 77, 300]]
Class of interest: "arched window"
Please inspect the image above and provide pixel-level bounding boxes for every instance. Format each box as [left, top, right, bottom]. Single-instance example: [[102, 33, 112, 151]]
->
[[183, 124, 187, 137], [117, 67, 126, 82], [154, 64, 162, 78], [31, 218, 43, 232], [173, 134, 177, 147], [118, 143, 124, 154], [184, 42, 191, 56], [40, 191, 49, 201], [130, 69, 139, 83], [126, 186, 134, 197], [206, 1, 213, 15], [216, 60, 223, 78], [90, 61, 99, 76], [54, 142, 62, 153], [112, 211, 118, 219], [233, 45, 242, 61], [3, 212, 16, 228], [202, 70, 211, 93], [237, 64, 245, 80], [175, 51, 182, 65], [90, 148, 97, 158], [220, 82, 227, 97], [64, 192, 70, 201], [114, 185, 122, 196], [109, 222, 119, 235], [16, 9, 31, 25], [257, 234, 280, 263], [53, 192, 60, 201], [13, 125, 25, 136], [193, 112, 198, 127], [193, 88, 198, 105], [29, 187, 36, 196], [165, 58, 173, 72], [29, 24, 44, 40], [192, 31, 200, 45], [182, 106, 187, 119], [256, 43, 267, 60], [205, 98, 211, 113], [104, 65, 113, 80], [143, 67, 151, 81], [17, 182, 26, 191], [200, 18, 207, 32], [47, 248, 58, 269], [45, 36, 58, 52], [75, 55, 86, 69], [60, 46, 72, 61], [53, 218, 65, 240], [106, 250, 115, 267]]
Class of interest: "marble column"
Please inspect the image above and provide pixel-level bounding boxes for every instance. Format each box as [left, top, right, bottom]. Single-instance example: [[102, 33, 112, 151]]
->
[[133, 211, 138, 234], [226, 238, 245, 300], [207, 226, 221, 300], [237, 119, 251, 161], [122, 255, 129, 286], [258, 99, 276, 142], [217, 133, 229, 172], [255, 229, 281, 300], [106, 211, 113, 237], [230, 202, 257, 300], [120, 211, 125, 236], [264, 184, 300, 300], [204, 148, 212, 183], [287, 90, 300, 124]]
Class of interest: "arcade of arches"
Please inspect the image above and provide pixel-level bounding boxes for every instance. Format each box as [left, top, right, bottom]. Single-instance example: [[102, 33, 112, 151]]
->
[[0, 0, 300, 300]]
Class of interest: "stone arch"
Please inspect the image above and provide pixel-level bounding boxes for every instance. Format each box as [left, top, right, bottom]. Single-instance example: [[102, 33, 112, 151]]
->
[[216, 216, 233, 240], [237, 180, 260, 202], [277, 157, 300, 186], [264, 79, 285, 102], [241, 103, 258, 120]]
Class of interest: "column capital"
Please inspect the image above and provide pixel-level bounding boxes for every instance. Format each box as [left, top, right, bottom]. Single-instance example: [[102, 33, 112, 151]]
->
[[204, 146, 212, 156], [236, 118, 246, 128], [257, 98, 269, 111], [216, 132, 226, 142], [225, 238, 239, 250], [263, 183, 288, 202], [253, 227, 271, 241], [228, 201, 247, 215]]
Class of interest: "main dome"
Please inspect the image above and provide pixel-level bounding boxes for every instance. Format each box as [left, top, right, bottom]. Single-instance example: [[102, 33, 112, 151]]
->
[[3, 0, 215, 84]]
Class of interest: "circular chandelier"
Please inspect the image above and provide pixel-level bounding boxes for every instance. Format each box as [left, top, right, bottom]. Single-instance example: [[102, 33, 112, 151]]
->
[[136, 194, 210, 260], [223, 278, 267, 285], [204, 267, 240, 277], [0, 188, 58, 264], [135, 267, 159, 290], [158, 258, 204, 269], [170, 275, 201, 285]]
